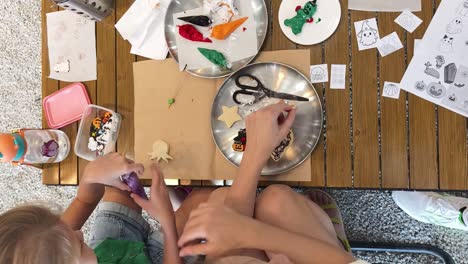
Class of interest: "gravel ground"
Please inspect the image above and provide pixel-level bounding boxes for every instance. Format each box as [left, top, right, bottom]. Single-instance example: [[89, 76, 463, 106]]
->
[[0, 1, 467, 263]]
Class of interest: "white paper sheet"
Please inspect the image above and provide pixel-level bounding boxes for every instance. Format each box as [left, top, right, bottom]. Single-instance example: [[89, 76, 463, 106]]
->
[[395, 11, 423, 33], [115, 0, 169, 60], [330, 64, 346, 89], [174, 3, 258, 71], [47, 10, 96, 82], [354, 18, 380, 51], [382, 82, 401, 99], [310, 64, 328, 83], [349, 0, 421, 12], [400, 0, 468, 117], [377, 32, 404, 57], [414, 39, 422, 54]]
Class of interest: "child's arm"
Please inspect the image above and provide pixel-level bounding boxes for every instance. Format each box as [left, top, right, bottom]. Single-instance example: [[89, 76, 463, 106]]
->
[[61, 153, 144, 230], [179, 204, 355, 264], [224, 101, 296, 217], [132, 164, 183, 264]]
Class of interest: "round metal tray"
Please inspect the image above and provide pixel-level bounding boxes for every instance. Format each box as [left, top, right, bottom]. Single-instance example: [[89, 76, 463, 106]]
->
[[211, 62, 323, 175], [164, 0, 268, 79]]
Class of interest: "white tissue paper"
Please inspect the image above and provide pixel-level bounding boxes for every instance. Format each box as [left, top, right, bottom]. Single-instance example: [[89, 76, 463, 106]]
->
[[115, 0, 170, 60]]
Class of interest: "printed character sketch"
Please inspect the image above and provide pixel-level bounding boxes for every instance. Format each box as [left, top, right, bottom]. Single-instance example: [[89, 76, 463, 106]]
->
[[311, 66, 326, 82], [398, 13, 416, 29], [435, 55, 445, 69], [424, 62, 440, 79], [383, 83, 399, 97], [458, 0, 468, 17], [426, 82, 446, 98], [358, 20, 378, 46], [453, 65, 468, 88], [448, 93, 457, 102], [415, 80, 426, 91], [439, 34, 454, 53], [379, 37, 400, 56], [447, 17, 463, 34]]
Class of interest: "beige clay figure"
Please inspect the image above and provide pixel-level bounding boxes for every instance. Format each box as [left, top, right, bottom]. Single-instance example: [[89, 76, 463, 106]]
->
[[148, 140, 173, 163], [218, 105, 242, 128]]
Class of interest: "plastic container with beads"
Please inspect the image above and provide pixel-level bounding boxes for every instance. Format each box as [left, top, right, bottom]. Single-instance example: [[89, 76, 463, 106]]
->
[[75, 105, 121, 161]]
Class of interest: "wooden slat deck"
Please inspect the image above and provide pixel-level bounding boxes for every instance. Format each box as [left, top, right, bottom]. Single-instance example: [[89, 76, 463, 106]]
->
[[41, 0, 468, 190]]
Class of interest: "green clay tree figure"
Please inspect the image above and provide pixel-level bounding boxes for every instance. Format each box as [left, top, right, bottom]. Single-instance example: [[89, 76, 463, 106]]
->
[[284, 0, 318, 35]]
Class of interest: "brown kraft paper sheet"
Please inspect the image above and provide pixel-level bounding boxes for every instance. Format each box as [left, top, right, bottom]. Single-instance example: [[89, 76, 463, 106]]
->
[[134, 49, 313, 182]]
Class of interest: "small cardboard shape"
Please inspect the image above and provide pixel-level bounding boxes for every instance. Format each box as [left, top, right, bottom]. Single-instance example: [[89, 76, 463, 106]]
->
[[133, 50, 313, 181]]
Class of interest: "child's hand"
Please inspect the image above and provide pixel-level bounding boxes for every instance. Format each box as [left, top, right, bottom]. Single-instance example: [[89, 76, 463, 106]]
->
[[245, 101, 296, 163], [178, 203, 252, 257], [81, 153, 144, 191], [131, 164, 174, 226]]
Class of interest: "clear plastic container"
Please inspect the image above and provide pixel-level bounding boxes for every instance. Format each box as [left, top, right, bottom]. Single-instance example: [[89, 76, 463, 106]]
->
[[0, 129, 70, 164], [23, 130, 70, 163], [75, 105, 121, 161]]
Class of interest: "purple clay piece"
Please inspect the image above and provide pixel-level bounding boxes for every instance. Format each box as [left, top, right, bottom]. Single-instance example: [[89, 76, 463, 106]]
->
[[41, 140, 59, 157], [121, 172, 148, 199]]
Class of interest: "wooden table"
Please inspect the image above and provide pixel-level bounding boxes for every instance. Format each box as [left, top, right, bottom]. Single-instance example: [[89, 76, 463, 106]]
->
[[41, 0, 467, 189]]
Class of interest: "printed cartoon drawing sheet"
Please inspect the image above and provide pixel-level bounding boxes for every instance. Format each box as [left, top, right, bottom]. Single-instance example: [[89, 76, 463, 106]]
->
[[400, 0, 468, 117]]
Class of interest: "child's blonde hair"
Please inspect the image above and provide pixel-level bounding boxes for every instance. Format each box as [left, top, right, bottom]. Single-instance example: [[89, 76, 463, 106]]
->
[[0, 205, 81, 264]]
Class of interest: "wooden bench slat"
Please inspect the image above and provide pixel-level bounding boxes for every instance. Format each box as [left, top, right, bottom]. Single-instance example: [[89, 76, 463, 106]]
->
[[350, 11, 380, 188], [41, 0, 60, 185], [378, 13, 409, 188], [407, 0, 438, 189], [116, 0, 137, 158], [298, 44, 325, 187], [324, 0, 352, 187]]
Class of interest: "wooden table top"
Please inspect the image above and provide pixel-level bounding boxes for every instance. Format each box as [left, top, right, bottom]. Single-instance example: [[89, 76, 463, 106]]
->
[[41, 0, 467, 190]]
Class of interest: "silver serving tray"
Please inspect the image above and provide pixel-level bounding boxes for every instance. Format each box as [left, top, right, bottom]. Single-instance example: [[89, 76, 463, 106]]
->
[[164, 0, 268, 78], [211, 62, 323, 175]]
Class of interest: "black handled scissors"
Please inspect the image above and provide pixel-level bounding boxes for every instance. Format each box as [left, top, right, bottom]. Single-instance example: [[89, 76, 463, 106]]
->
[[232, 74, 309, 105]]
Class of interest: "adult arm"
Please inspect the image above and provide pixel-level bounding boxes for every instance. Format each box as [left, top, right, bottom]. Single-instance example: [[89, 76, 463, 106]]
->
[[179, 204, 354, 264], [61, 153, 144, 230], [224, 101, 296, 216]]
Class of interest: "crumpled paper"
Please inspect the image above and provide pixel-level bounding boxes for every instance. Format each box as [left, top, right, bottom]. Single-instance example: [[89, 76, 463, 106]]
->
[[115, 0, 170, 60]]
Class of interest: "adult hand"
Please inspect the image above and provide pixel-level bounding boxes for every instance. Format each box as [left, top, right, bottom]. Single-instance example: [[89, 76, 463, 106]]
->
[[245, 101, 296, 163], [81, 152, 144, 191], [178, 203, 252, 257], [131, 164, 175, 226]]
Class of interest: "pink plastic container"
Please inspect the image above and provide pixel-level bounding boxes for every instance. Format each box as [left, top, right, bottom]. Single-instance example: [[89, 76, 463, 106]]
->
[[43, 83, 91, 129]]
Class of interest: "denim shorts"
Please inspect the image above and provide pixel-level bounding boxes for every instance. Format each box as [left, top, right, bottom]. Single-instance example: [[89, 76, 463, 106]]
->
[[88, 202, 164, 263]]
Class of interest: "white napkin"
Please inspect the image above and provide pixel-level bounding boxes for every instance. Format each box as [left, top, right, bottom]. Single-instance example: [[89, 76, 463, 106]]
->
[[115, 0, 169, 60]]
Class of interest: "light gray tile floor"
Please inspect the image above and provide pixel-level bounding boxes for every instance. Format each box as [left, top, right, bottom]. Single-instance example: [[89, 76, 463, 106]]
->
[[0, 1, 466, 263]]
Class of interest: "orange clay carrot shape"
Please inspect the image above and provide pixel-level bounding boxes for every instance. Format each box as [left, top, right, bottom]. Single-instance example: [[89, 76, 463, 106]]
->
[[211, 16, 248, 40]]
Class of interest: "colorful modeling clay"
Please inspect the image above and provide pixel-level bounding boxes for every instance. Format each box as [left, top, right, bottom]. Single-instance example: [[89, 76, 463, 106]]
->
[[41, 140, 59, 158], [232, 128, 247, 152], [178, 24, 212, 43], [284, 0, 318, 35], [178, 15, 213, 27], [88, 111, 115, 156], [211, 17, 248, 40], [271, 130, 294, 161], [121, 172, 148, 199], [198, 48, 229, 68]]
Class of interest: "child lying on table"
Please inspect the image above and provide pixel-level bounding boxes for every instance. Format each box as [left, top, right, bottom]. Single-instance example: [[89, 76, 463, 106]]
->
[[0, 153, 209, 264]]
